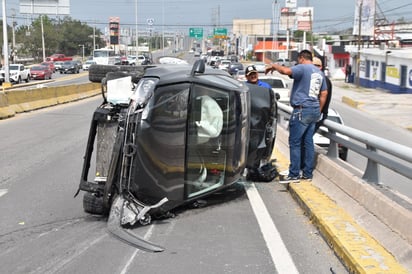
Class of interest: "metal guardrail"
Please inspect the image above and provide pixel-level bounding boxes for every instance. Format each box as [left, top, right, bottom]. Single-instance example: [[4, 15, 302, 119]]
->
[[277, 103, 412, 184]]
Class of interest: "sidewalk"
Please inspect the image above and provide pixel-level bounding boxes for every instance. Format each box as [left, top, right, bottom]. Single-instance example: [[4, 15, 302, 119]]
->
[[273, 127, 411, 273], [332, 80, 412, 131]]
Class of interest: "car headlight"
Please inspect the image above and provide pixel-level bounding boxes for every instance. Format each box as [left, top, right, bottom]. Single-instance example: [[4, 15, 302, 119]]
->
[[129, 78, 158, 112]]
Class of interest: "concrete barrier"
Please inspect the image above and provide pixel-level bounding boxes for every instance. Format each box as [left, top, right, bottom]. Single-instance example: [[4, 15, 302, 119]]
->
[[274, 126, 412, 272], [0, 82, 100, 119]]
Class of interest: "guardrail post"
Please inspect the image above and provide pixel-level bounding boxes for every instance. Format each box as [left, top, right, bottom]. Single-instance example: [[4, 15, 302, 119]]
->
[[362, 144, 380, 184], [326, 130, 339, 159]]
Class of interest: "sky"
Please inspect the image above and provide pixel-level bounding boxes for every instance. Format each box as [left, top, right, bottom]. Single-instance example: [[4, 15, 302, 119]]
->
[[2, 0, 412, 34]]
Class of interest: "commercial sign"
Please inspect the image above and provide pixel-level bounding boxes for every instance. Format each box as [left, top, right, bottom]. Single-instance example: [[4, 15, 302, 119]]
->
[[109, 17, 120, 45]]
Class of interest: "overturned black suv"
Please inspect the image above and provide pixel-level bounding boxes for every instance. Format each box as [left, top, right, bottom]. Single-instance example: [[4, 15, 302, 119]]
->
[[76, 60, 278, 251]]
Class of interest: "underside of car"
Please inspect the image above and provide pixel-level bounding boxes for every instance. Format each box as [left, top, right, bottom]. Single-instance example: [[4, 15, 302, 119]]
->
[[75, 60, 278, 251]]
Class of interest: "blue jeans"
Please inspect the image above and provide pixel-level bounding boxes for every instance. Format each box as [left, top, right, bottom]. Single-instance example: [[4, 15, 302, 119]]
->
[[288, 106, 320, 178]]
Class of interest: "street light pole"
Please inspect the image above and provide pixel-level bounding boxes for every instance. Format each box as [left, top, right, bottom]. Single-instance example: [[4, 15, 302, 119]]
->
[[2, 0, 11, 87], [135, 0, 139, 56], [79, 44, 85, 61], [356, 0, 363, 88], [41, 15, 46, 61]]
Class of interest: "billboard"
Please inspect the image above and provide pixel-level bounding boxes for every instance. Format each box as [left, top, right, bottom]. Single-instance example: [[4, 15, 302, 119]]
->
[[353, 0, 375, 36], [20, 0, 70, 15], [109, 17, 120, 45], [296, 7, 313, 31], [233, 19, 272, 36], [285, 0, 297, 9], [279, 7, 296, 31]]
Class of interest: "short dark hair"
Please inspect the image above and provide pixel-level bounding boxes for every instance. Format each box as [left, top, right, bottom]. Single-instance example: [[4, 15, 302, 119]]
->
[[298, 50, 313, 61]]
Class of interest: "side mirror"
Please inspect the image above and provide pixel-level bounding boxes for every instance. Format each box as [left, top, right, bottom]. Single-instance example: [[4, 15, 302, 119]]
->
[[275, 92, 280, 101]]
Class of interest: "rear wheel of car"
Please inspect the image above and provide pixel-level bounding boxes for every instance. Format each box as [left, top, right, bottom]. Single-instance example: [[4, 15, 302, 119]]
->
[[83, 192, 109, 215], [89, 64, 145, 83], [88, 64, 119, 83]]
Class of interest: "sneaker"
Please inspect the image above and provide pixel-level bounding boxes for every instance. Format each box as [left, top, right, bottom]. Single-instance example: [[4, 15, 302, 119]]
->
[[279, 175, 300, 184], [300, 175, 312, 182]]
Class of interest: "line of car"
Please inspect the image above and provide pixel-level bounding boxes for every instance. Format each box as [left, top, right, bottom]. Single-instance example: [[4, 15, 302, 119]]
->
[[30, 60, 89, 80]]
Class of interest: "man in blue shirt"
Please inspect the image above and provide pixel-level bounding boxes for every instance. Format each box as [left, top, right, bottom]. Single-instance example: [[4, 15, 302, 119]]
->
[[266, 50, 328, 183], [245, 65, 272, 89]]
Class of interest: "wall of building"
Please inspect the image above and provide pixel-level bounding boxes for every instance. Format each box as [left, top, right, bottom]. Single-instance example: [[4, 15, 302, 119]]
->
[[358, 48, 412, 94]]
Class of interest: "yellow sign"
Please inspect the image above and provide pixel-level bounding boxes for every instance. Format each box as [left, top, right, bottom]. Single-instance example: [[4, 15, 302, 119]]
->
[[386, 67, 399, 79]]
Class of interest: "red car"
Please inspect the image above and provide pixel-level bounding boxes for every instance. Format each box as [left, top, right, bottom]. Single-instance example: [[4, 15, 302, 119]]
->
[[40, 61, 56, 73], [30, 65, 52, 80]]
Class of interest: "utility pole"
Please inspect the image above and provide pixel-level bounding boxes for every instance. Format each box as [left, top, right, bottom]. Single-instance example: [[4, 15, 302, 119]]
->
[[41, 15, 46, 62], [2, 0, 11, 87], [11, 9, 16, 63], [356, 0, 363, 87]]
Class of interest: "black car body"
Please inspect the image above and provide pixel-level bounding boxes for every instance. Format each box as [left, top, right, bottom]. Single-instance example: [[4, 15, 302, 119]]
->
[[76, 60, 278, 251], [61, 61, 80, 74]]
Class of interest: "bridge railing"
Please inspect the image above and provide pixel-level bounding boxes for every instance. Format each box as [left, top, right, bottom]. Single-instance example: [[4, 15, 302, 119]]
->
[[277, 103, 412, 184]]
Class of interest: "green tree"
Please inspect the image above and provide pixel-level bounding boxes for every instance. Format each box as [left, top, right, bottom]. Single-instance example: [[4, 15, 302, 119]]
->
[[14, 16, 104, 62]]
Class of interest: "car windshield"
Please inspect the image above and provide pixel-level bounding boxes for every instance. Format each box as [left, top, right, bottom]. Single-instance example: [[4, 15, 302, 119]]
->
[[260, 78, 285, 88], [327, 116, 342, 124]]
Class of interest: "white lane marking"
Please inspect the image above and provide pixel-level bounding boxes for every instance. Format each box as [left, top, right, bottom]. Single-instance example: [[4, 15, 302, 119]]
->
[[245, 183, 299, 274], [120, 225, 156, 274], [0, 189, 8, 197]]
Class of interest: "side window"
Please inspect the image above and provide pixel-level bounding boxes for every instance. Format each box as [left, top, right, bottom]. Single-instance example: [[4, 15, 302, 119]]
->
[[185, 85, 230, 198]]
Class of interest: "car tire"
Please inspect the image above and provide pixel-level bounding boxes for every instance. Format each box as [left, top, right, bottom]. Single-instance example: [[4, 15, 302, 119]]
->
[[88, 64, 119, 83], [89, 64, 144, 83], [83, 192, 108, 215]]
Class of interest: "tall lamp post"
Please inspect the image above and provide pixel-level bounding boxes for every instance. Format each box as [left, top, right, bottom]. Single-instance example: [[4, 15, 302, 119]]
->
[[2, 0, 11, 87], [356, 0, 363, 87], [135, 0, 139, 56], [79, 44, 85, 61]]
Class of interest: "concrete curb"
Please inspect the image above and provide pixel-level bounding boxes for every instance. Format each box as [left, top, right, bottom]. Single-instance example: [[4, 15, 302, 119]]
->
[[273, 127, 411, 273], [341, 95, 363, 109], [0, 82, 100, 120]]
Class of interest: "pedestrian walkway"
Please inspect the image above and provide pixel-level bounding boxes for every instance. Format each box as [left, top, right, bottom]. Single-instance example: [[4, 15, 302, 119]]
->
[[333, 80, 412, 131], [272, 146, 409, 273]]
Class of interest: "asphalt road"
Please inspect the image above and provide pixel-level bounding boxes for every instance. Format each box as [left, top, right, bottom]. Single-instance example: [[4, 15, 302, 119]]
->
[[0, 96, 348, 274]]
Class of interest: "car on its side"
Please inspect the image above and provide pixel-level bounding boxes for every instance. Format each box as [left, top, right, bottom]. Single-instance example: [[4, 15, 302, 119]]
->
[[30, 65, 53, 80], [82, 60, 97, 71], [60, 61, 80, 74], [78, 60, 278, 251], [314, 108, 349, 161]]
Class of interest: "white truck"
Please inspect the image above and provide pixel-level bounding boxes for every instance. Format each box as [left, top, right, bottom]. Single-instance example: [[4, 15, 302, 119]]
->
[[259, 75, 292, 105], [0, 64, 31, 84]]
